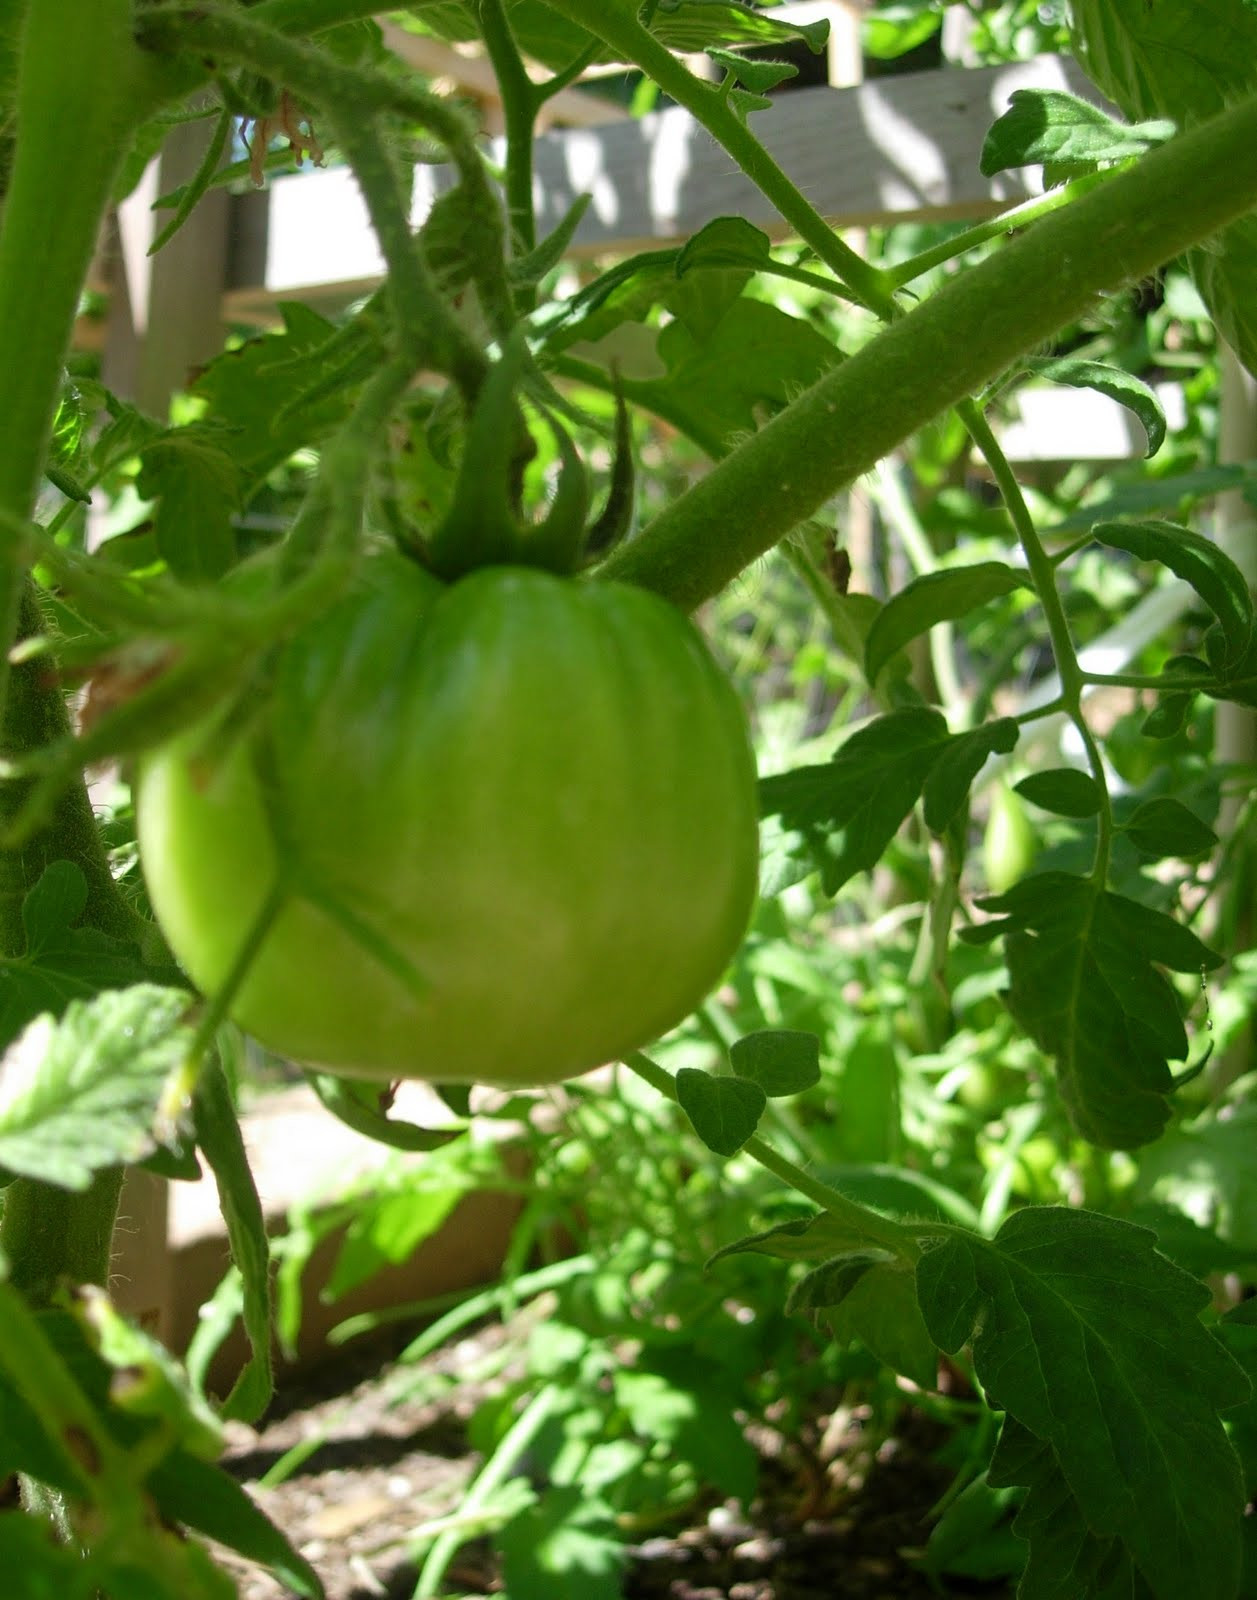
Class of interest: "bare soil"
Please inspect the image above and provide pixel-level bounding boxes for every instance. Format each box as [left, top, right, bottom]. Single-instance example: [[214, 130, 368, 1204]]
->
[[215, 1329, 1017, 1600]]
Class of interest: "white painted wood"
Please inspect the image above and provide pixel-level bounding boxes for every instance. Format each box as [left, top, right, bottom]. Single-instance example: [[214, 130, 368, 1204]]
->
[[222, 53, 1107, 317], [997, 383, 1187, 464]]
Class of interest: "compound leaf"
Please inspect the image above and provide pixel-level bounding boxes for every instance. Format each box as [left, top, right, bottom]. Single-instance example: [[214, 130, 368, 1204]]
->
[[966, 873, 1221, 1147], [918, 1209, 1247, 1600], [758, 708, 949, 895], [0, 861, 153, 1051], [0, 985, 192, 1189]]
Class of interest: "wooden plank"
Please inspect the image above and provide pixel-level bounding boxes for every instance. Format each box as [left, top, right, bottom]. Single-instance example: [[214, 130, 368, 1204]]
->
[[222, 53, 1107, 316]]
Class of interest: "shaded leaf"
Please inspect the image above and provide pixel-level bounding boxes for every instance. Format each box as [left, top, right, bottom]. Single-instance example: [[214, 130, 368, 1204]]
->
[[148, 1450, 324, 1599], [967, 873, 1221, 1147], [919, 1208, 1248, 1600], [823, 1263, 938, 1389], [136, 423, 241, 582], [1120, 797, 1218, 859], [1092, 519, 1253, 668], [759, 708, 949, 895], [728, 1028, 820, 1096], [707, 48, 797, 94], [675, 214, 772, 277], [787, 1250, 890, 1316], [1047, 463, 1257, 533], [675, 1067, 765, 1157], [923, 718, 1021, 835], [0, 985, 192, 1188], [1014, 768, 1102, 818], [865, 563, 1031, 685], [308, 1072, 463, 1150], [981, 89, 1173, 177], [1031, 359, 1167, 456], [1070, 0, 1257, 375], [0, 861, 154, 1051], [988, 1417, 1153, 1600], [192, 1059, 272, 1423], [710, 1210, 904, 1267]]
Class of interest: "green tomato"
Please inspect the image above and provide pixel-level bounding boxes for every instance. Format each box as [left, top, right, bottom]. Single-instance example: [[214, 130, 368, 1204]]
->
[[981, 779, 1037, 896], [136, 554, 759, 1087]]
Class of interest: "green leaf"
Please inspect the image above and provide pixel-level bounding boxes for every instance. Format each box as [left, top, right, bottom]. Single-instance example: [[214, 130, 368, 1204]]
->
[[981, 89, 1174, 177], [919, 1208, 1248, 1600], [323, 1180, 464, 1302], [0, 985, 192, 1189], [863, 3, 941, 60], [498, 1486, 623, 1600], [707, 47, 797, 94], [1120, 797, 1218, 860], [1030, 358, 1167, 457], [674, 214, 772, 277], [308, 1072, 463, 1150], [728, 1028, 820, 1096], [1069, 0, 1257, 375], [147, 1451, 324, 1600], [709, 1209, 904, 1266], [74, 1286, 222, 1462], [136, 423, 242, 582], [922, 718, 1020, 834], [675, 1067, 765, 1157], [865, 563, 1031, 686], [1014, 768, 1102, 818], [988, 1418, 1152, 1599], [787, 1250, 890, 1316], [1047, 463, 1257, 533], [823, 1263, 938, 1390], [1091, 519, 1254, 669], [758, 708, 949, 895], [192, 1059, 272, 1423], [191, 302, 369, 490], [405, 0, 827, 69], [635, 295, 841, 457], [968, 873, 1221, 1147], [0, 861, 154, 1050]]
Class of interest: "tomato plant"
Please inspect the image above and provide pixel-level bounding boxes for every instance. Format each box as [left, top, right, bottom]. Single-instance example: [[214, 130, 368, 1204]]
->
[[136, 554, 758, 1085], [0, 3, 1255, 1598]]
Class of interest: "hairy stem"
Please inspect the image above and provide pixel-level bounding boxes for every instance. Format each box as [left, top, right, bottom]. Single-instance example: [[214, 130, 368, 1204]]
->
[[477, 0, 537, 255], [597, 91, 1257, 610]]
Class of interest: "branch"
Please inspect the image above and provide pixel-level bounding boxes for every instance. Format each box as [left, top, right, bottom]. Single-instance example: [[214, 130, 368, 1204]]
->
[[598, 92, 1257, 609]]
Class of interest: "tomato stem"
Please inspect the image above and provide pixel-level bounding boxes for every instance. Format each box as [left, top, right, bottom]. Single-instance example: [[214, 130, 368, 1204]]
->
[[624, 1052, 921, 1263], [598, 90, 1257, 610]]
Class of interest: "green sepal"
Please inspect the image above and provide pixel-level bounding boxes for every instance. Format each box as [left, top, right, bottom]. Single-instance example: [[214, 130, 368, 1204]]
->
[[423, 330, 535, 579], [519, 415, 591, 574], [583, 380, 636, 562]]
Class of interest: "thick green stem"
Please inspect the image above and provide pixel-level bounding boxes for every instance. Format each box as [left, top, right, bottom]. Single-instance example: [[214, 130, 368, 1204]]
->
[[598, 92, 1257, 611], [540, 0, 893, 312], [0, 1170, 125, 1305], [0, 1, 171, 707]]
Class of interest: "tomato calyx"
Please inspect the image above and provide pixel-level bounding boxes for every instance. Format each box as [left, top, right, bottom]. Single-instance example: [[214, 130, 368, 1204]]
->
[[420, 331, 634, 582]]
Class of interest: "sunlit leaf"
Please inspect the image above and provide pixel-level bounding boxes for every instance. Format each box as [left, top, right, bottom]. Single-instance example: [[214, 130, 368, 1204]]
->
[[919, 1208, 1248, 1600]]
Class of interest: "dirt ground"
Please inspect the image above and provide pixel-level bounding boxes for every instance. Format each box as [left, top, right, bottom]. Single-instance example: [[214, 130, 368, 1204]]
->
[[214, 1327, 1017, 1600]]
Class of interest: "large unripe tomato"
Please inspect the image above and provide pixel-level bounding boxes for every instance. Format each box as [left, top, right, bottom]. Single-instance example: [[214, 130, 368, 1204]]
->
[[136, 554, 759, 1086]]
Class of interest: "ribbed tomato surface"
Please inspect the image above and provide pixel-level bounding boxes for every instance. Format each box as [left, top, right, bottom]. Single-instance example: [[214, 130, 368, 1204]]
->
[[136, 555, 759, 1085]]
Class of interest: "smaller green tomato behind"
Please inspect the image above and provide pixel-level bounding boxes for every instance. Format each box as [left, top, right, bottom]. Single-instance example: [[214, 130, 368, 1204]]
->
[[136, 554, 759, 1087]]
